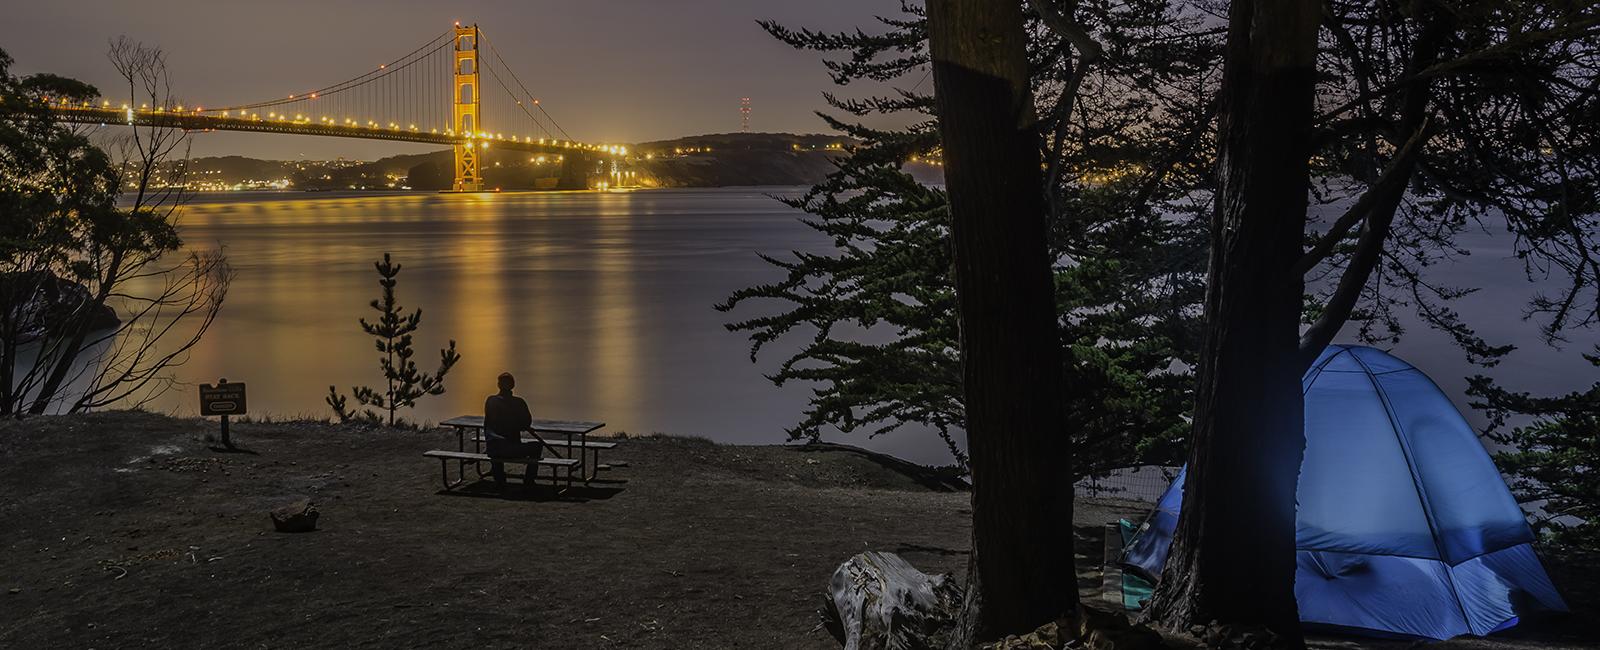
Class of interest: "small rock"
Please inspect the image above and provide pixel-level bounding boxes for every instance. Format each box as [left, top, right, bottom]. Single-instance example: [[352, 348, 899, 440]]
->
[[269, 499, 319, 533], [8, 587, 19, 594]]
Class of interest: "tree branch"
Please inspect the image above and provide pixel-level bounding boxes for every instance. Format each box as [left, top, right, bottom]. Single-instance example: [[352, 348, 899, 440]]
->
[[1297, 119, 1433, 369], [1293, 121, 1433, 277], [1027, 0, 1104, 64]]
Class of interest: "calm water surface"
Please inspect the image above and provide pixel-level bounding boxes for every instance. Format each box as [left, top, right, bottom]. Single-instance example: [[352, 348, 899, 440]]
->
[[118, 188, 939, 465], [115, 188, 1597, 469]]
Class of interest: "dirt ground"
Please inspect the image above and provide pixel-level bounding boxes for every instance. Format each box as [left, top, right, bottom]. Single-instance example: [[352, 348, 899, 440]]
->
[[0, 411, 1594, 649]]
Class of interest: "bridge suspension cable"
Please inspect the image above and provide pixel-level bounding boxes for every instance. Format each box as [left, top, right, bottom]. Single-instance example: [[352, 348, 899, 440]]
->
[[192, 29, 457, 136], [36, 21, 632, 192], [480, 33, 573, 142]]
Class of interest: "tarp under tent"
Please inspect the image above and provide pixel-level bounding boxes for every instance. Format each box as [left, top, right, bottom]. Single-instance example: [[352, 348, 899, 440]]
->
[[1121, 344, 1567, 640]]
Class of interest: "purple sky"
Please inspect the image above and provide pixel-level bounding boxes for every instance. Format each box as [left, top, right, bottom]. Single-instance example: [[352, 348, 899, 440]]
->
[[2, 0, 907, 159]]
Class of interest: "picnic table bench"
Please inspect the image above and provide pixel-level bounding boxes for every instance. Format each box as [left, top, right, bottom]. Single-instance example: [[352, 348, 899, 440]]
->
[[423, 450, 580, 491], [428, 416, 624, 491]]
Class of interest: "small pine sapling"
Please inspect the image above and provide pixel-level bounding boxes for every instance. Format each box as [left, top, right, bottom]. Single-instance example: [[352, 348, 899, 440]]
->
[[327, 253, 461, 425]]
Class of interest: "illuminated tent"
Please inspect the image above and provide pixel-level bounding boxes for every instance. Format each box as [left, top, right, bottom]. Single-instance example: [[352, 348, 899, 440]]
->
[[1123, 345, 1567, 639]]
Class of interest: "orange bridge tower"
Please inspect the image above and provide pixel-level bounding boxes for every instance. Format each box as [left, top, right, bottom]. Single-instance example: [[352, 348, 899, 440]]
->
[[452, 23, 483, 192]]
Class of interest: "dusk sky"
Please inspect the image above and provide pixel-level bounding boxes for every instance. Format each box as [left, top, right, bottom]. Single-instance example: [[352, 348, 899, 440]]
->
[[0, 0, 908, 160]]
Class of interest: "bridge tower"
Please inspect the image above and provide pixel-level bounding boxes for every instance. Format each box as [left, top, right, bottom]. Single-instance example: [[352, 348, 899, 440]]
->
[[452, 23, 483, 192]]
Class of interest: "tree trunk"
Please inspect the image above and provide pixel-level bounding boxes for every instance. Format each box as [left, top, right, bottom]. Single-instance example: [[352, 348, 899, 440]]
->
[[927, 1, 1077, 646], [1142, 0, 1320, 646], [28, 251, 123, 415]]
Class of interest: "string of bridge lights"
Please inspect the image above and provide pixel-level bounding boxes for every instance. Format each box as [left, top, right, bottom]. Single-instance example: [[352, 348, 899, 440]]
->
[[41, 97, 630, 157], [35, 24, 630, 158]]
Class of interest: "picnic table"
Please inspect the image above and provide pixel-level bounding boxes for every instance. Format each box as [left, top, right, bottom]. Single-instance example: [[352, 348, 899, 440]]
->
[[436, 415, 621, 487]]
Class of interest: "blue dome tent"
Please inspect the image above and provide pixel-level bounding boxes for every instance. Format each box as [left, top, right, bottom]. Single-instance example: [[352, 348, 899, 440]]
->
[[1122, 345, 1567, 639]]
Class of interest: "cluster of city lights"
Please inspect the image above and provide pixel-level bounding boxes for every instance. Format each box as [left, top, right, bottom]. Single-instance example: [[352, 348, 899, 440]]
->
[[791, 142, 849, 152]]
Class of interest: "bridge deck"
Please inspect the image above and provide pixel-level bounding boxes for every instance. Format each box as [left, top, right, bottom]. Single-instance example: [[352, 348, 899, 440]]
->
[[44, 107, 613, 157]]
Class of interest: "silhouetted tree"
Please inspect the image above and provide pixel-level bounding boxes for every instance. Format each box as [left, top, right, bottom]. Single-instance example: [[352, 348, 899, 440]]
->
[[328, 253, 460, 426], [0, 39, 230, 416], [1470, 348, 1600, 554], [927, 0, 1080, 642], [722, 1, 1214, 479], [1141, 1, 1320, 645]]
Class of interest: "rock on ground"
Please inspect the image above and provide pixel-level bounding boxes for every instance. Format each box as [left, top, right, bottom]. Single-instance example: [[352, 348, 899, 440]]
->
[[269, 499, 319, 533]]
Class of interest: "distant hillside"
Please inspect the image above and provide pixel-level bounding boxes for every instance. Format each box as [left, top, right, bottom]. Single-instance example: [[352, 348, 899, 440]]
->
[[632, 133, 943, 187], [633, 132, 855, 154], [632, 133, 852, 188]]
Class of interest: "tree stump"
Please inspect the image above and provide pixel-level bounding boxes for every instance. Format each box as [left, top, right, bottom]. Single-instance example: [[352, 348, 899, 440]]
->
[[822, 551, 961, 650]]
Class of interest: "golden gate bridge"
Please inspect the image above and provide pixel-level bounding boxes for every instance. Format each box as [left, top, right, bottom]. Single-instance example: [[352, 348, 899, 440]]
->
[[39, 23, 628, 192]]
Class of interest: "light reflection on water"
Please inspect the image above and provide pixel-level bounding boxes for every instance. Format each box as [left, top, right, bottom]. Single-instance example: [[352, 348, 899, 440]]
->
[[110, 188, 948, 465], [92, 189, 1600, 469]]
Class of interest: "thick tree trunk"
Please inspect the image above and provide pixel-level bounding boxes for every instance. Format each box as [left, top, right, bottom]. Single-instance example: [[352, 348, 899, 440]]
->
[[927, 1, 1076, 646], [1142, 0, 1320, 646]]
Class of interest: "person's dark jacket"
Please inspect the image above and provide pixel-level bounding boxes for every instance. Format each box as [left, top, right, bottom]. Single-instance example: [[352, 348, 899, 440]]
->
[[484, 392, 532, 444]]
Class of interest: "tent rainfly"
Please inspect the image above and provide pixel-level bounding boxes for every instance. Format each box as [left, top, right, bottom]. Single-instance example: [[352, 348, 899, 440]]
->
[[1123, 345, 1567, 639]]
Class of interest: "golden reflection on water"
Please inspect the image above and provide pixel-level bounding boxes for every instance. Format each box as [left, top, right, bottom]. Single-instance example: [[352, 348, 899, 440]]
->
[[157, 190, 655, 424], [591, 191, 640, 417], [77, 188, 965, 461]]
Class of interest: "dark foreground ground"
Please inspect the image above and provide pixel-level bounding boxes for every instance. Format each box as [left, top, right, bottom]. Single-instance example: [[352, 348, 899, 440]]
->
[[0, 412, 1594, 649]]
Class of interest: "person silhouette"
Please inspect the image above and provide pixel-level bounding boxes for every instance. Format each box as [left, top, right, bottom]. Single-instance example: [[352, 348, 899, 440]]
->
[[483, 372, 542, 493]]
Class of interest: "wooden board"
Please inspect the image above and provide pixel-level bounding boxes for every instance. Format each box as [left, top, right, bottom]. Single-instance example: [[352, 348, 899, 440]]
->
[[423, 450, 579, 466], [467, 435, 617, 450], [439, 415, 605, 435], [1102, 522, 1125, 605]]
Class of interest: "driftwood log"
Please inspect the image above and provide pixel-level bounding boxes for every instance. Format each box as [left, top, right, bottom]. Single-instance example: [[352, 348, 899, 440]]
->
[[821, 552, 1167, 650], [822, 551, 962, 650]]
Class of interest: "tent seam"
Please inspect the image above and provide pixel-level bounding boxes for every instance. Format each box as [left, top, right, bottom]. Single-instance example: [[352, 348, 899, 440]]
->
[[1347, 352, 1477, 634], [1300, 345, 1347, 397]]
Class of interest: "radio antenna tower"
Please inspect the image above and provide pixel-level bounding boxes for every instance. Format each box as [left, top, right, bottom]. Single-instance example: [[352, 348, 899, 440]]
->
[[740, 97, 751, 132]]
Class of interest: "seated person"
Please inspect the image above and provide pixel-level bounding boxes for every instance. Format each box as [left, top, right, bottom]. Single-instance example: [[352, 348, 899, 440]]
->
[[484, 372, 543, 492]]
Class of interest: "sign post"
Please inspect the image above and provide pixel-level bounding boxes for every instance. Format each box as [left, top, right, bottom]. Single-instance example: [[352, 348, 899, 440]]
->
[[199, 378, 247, 449]]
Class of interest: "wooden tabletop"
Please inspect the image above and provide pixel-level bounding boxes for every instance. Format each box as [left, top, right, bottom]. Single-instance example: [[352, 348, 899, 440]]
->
[[440, 415, 605, 435]]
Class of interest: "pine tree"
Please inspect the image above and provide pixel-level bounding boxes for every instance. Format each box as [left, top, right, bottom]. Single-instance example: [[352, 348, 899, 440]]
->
[[1469, 349, 1600, 554], [327, 253, 460, 426]]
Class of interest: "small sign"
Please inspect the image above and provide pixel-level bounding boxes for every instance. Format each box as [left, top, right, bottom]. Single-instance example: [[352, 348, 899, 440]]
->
[[199, 380, 247, 416]]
